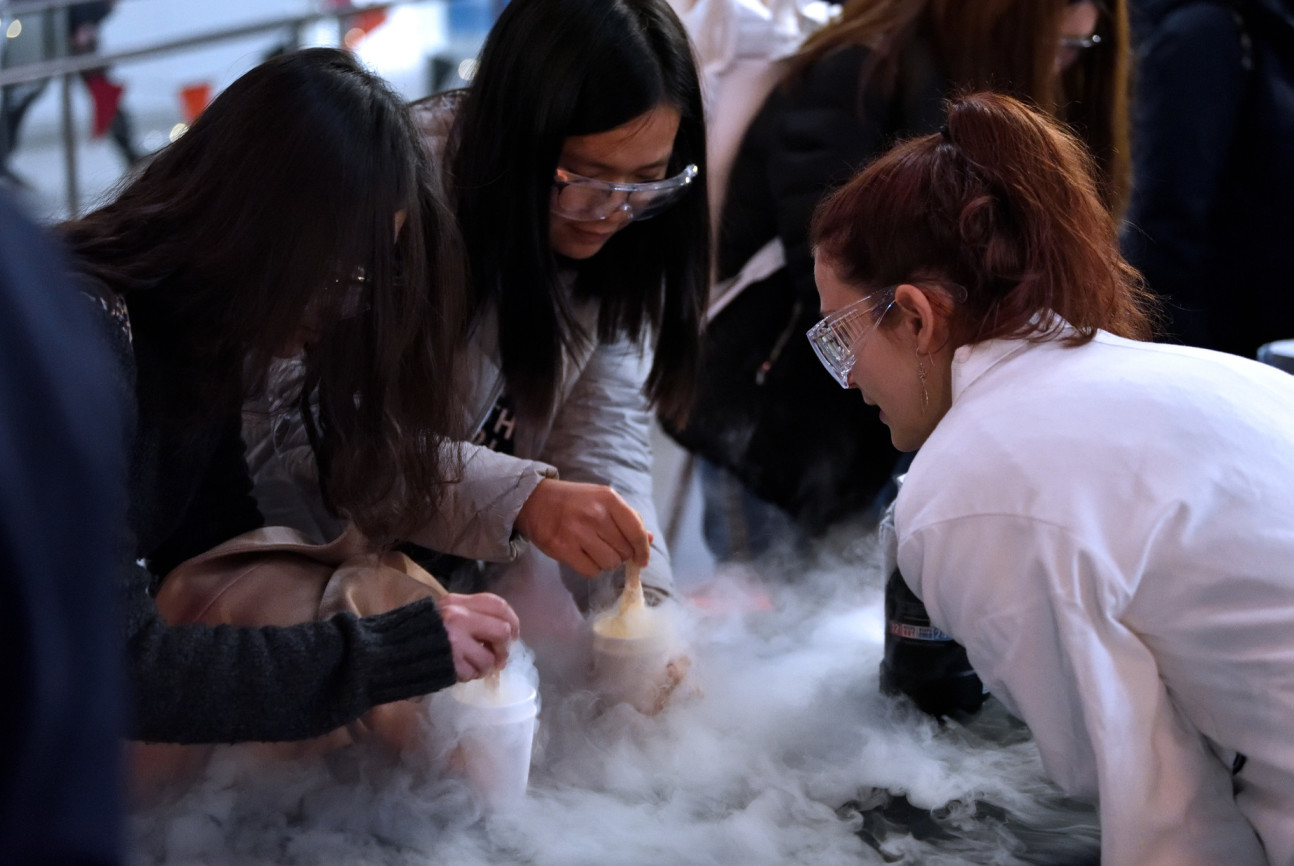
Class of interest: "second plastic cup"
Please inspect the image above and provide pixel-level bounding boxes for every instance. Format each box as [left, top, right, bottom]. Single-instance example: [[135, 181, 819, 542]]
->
[[448, 673, 538, 809]]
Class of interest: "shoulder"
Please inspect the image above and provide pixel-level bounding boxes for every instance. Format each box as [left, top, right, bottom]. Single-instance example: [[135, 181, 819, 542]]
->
[[778, 44, 872, 109]]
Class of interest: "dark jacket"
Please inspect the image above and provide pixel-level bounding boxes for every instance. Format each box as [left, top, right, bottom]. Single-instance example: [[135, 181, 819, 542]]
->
[[664, 39, 945, 533], [104, 288, 458, 745], [1122, 0, 1294, 357], [0, 194, 126, 865]]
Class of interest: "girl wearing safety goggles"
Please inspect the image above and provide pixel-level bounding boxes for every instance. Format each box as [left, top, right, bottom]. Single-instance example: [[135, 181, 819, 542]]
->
[[810, 90, 1294, 866], [414, 0, 707, 703], [242, 0, 706, 715]]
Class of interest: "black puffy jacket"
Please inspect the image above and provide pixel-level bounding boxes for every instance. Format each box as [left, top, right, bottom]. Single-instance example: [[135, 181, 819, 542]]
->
[[663, 38, 945, 533], [1122, 0, 1294, 357]]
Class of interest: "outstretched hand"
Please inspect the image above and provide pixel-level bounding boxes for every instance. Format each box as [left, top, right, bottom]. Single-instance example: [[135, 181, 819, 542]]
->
[[435, 592, 520, 682], [515, 478, 652, 577]]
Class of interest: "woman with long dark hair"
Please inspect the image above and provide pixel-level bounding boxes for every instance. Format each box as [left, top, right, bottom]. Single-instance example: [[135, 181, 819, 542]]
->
[[250, 0, 709, 632], [810, 90, 1294, 865], [429, 0, 708, 613], [62, 47, 518, 745]]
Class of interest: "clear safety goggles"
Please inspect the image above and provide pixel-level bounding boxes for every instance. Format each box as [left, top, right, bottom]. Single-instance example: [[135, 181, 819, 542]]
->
[[806, 292, 896, 388], [550, 163, 698, 222]]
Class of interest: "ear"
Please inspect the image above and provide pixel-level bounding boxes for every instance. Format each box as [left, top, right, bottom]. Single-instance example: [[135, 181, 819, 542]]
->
[[892, 283, 951, 355]]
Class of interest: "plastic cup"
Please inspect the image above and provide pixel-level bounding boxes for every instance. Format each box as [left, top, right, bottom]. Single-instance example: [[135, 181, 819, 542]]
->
[[448, 674, 538, 809], [590, 610, 676, 713]]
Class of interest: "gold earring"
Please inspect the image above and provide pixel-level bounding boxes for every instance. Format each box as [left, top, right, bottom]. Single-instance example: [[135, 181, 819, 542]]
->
[[917, 355, 929, 413]]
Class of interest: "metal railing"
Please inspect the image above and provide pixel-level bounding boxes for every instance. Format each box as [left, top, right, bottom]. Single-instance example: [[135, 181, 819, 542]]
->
[[0, 0, 463, 215]]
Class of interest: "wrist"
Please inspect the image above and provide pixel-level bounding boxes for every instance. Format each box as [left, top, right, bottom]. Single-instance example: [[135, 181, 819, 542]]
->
[[515, 477, 551, 539]]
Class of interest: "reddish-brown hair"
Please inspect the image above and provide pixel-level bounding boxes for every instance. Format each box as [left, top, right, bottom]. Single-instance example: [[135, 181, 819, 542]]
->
[[812, 90, 1158, 348], [790, 0, 1131, 215]]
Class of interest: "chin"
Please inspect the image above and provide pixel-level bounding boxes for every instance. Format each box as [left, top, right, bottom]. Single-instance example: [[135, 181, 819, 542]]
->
[[554, 242, 605, 260], [552, 221, 620, 260], [888, 428, 918, 453]]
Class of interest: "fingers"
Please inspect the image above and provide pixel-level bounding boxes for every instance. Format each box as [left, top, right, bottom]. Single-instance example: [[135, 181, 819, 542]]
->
[[604, 494, 651, 567], [451, 592, 521, 640], [566, 549, 605, 579], [436, 592, 521, 683], [518, 478, 652, 573], [584, 535, 630, 575], [649, 655, 693, 715]]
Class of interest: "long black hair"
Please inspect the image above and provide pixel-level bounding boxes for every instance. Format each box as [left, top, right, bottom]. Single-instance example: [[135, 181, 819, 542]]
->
[[449, 0, 708, 424], [61, 47, 466, 544]]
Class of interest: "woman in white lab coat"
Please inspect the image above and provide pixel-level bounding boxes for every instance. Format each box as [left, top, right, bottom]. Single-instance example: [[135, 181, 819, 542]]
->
[[807, 90, 1294, 866]]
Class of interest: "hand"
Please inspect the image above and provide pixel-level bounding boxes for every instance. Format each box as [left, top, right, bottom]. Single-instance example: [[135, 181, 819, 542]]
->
[[649, 654, 693, 715], [435, 592, 521, 682], [515, 478, 652, 577]]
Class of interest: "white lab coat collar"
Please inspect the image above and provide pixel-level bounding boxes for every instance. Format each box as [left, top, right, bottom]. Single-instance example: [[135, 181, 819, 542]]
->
[[948, 314, 1078, 405]]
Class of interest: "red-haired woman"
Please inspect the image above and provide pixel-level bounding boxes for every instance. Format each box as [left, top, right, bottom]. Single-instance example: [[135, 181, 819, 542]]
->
[[810, 91, 1294, 865]]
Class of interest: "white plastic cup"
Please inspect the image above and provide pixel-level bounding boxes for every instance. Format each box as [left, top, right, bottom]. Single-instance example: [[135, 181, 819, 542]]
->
[[448, 675, 538, 810], [590, 616, 676, 714]]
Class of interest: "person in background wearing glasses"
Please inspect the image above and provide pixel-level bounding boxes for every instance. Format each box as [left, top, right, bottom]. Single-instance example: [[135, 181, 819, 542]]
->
[[811, 90, 1294, 866], [660, 0, 1131, 720], [662, 0, 1132, 565], [246, 0, 707, 699]]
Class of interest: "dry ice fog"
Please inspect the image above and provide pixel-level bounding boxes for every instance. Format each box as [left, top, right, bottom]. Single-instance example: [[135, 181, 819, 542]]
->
[[129, 531, 1100, 865]]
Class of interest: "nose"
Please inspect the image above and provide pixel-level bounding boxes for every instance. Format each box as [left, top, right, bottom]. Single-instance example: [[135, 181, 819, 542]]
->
[[602, 202, 634, 228]]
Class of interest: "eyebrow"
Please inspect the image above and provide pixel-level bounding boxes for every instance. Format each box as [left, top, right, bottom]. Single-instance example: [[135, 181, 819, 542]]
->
[[565, 156, 673, 174]]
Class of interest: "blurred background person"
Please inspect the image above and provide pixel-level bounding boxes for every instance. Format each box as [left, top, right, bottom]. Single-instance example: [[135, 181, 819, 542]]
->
[[1121, 0, 1294, 358], [0, 1, 142, 186], [0, 187, 127, 863], [664, 0, 1131, 564], [661, 0, 1130, 719]]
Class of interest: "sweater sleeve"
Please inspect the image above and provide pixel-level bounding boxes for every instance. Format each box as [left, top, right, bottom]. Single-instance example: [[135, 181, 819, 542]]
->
[[539, 335, 673, 611], [122, 555, 457, 744]]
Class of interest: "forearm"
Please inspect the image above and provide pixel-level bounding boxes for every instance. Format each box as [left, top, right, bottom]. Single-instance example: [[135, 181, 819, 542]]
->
[[541, 341, 676, 601], [122, 561, 455, 744], [408, 442, 558, 562]]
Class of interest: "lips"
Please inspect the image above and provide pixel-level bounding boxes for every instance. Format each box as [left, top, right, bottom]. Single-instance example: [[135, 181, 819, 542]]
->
[[569, 225, 616, 242]]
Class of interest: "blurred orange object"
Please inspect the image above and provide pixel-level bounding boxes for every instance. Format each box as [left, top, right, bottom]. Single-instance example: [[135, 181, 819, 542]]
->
[[344, 8, 389, 48], [179, 82, 212, 124]]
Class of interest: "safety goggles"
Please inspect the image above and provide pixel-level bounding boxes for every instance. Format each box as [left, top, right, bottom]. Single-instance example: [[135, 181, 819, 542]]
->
[[806, 292, 896, 388], [1061, 32, 1101, 50], [550, 163, 698, 222]]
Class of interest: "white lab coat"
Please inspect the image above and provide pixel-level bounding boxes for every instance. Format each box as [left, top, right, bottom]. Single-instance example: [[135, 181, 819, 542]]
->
[[895, 328, 1294, 866]]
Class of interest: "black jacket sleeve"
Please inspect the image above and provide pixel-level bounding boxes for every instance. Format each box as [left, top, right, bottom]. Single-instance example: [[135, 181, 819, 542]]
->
[[719, 43, 945, 301], [766, 47, 900, 302], [0, 193, 128, 865], [1121, 4, 1246, 344]]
